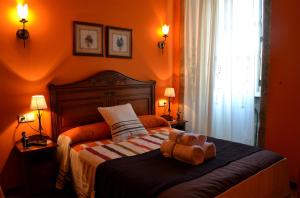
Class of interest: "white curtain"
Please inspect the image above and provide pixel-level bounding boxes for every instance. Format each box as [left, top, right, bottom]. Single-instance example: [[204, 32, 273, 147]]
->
[[183, 0, 217, 135], [184, 0, 260, 145]]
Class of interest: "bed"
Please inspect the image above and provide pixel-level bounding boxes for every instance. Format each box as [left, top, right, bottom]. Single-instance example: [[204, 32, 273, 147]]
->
[[49, 70, 290, 198]]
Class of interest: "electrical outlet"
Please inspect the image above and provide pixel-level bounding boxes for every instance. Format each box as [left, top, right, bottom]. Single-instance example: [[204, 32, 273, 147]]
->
[[158, 99, 167, 107], [18, 113, 35, 123]]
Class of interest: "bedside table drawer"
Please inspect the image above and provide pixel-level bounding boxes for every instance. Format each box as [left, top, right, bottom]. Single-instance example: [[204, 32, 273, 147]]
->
[[16, 139, 57, 196]]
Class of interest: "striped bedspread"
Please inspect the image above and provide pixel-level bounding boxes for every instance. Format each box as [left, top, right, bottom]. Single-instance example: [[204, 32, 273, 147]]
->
[[77, 128, 171, 166], [56, 127, 179, 197]]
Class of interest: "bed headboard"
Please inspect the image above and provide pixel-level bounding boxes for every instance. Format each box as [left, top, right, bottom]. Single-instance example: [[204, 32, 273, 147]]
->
[[49, 70, 156, 140]]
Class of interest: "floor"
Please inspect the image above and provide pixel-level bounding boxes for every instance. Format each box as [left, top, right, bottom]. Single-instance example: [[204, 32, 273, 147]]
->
[[5, 186, 76, 198], [5, 184, 299, 198]]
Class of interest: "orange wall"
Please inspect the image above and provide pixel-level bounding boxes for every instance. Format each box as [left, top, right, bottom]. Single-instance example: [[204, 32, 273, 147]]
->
[[265, 0, 300, 181], [3, 0, 299, 191], [0, 0, 180, 189]]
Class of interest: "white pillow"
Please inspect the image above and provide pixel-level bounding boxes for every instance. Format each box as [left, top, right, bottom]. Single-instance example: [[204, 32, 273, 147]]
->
[[97, 103, 148, 142]]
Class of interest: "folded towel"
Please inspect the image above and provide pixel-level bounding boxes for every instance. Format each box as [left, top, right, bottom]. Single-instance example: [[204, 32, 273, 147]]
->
[[178, 134, 207, 146], [160, 140, 176, 158], [169, 130, 184, 142], [203, 142, 216, 160], [197, 135, 207, 145], [161, 132, 214, 165], [173, 144, 205, 165], [178, 134, 198, 146]]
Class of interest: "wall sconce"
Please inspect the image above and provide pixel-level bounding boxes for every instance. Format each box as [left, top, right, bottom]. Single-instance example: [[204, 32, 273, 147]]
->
[[157, 24, 169, 55], [16, 3, 29, 48]]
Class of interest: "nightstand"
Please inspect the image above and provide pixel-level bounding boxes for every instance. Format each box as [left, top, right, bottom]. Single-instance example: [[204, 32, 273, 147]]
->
[[15, 139, 57, 196], [169, 120, 188, 131]]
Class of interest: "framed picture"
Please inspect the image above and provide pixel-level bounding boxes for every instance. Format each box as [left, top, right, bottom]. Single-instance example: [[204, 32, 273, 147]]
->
[[106, 26, 132, 58], [73, 21, 104, 56]]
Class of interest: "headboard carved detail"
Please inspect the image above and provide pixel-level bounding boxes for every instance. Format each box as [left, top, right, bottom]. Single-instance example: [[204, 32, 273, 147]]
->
[[49, 70, 156, 140]]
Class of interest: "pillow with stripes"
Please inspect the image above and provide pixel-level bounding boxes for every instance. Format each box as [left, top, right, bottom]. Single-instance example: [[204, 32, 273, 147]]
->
[[98, 103, 148, 142]]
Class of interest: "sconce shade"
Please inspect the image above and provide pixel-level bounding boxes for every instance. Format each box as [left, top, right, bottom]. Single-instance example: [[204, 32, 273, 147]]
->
[[162, 24, 170, 36], [164, 88, 175, 98], [30, 95, 47, 110], [17, 4, 28, 20]]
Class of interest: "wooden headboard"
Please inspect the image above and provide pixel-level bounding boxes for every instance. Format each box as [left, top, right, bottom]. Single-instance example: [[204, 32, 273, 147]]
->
[[49, 70, 156, 140]]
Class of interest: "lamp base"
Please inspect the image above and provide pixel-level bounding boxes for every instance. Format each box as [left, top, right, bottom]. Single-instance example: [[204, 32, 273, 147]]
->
[[29, 134, 47, 146], [161, 114, 173, 121]]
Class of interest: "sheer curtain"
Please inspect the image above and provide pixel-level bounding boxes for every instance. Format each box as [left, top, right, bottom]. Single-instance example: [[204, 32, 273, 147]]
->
[[184, 0, 260, 145], [183, 0, 217, 135]]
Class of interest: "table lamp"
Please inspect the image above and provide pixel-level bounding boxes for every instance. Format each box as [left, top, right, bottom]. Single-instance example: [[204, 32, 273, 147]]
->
[[30, 95, 47, 143], [162, 88, 175, 121]]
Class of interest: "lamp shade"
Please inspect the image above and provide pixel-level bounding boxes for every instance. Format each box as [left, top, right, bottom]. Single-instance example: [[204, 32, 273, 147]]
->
[[17, 4, 28, 20], [30, 95, 47, 110], [164, 88, 175, 97], [162, 24, 170, 36]]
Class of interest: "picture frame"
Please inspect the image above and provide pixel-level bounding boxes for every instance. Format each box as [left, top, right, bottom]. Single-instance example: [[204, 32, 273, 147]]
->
[[106, 26, 132, 58], [73, 21, 104, 56]]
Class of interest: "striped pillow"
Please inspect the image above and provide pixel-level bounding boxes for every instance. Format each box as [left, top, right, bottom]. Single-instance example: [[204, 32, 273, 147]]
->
[[98, 104, 148, 142]]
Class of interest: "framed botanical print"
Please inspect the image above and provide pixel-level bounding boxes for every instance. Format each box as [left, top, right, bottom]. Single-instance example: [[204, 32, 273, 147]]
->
[[106, 26, 132, 58], [73, 21, 104, 56]]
